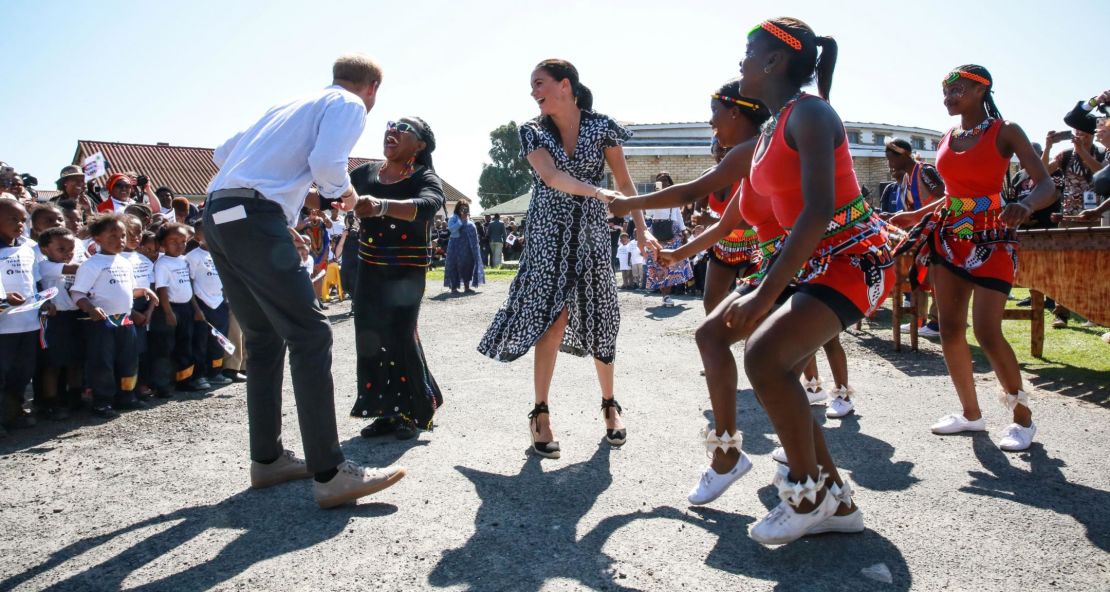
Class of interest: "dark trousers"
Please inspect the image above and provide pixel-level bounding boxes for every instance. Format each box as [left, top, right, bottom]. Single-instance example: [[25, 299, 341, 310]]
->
[[204, 196, 343, 473], [150, 302, 196, 390], [84, 320, 139, 408], [133, 297, 151, 388], [193, 300, 230, 378], [0, 331, 38, 422]]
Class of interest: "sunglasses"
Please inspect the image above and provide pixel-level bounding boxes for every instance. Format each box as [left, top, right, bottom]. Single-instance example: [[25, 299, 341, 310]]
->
[[386, 121, 422, 138]]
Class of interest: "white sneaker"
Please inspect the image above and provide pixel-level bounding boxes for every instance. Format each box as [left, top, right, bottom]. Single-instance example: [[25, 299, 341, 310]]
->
[[687, 453, 753, 505], [807, 480, 865, 535], [918, 324, 940, 338], [931, 413, 987, 435], [899, 322, 913, 332], [313, 461, 407, 509], [803, 378, 826, 405], [750, 467, 836, 546], [250, 449, 312, 489], [825, 386, 854, 418], [771, 446, 788, 464], [997, 422, 1037, 452], [662, 296, 674, 308]]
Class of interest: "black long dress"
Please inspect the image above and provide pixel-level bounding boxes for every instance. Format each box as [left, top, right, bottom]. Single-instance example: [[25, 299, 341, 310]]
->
[[348, 162, 445, 430]]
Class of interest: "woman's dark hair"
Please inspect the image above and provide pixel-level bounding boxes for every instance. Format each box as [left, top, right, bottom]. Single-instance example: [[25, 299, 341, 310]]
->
[[87, 212, 126, 237], [885, 138, 914, 158], [535, 59, 593, 146], [713, 78, 771, 125], [36, 226, 75, 249], [749, 17, 838, 101], [401, 116, 436, 171], [948, 64, 1003, 120], [655, 172, 674, 187], [453, 200, 470, 216]]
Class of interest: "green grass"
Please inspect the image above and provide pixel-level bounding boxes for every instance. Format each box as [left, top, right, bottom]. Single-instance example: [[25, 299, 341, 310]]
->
[[426, 266, 519, 282]]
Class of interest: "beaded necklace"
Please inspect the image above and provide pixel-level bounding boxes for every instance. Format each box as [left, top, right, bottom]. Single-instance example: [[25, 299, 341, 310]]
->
[[953, 117, 994, 140], [761, 91, 804, 138]]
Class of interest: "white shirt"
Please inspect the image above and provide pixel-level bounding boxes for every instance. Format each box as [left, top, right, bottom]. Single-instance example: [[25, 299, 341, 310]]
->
[[615, 242, 632, 271], [186, 247, 224, 309], [207, 85, 367, 224], [154, 255, 193, 304], [327, 217, 345, 240], [123, 251, 154, 289], [647, 207, 685, 229], [0, 240, 41, 334], [40, 260, 79, 312], [628, 239, 644, 265], [70, 253, 135, 316]]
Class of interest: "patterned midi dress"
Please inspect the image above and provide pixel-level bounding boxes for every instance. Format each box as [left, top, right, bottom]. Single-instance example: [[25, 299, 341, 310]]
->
[[478, 111, 631, 364]]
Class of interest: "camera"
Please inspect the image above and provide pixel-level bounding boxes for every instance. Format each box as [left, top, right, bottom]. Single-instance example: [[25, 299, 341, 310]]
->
[[136, 174, 149, 189]]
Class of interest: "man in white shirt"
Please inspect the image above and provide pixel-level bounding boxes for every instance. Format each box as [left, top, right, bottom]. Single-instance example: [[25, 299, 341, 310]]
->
[[204, 54, 406, 508]]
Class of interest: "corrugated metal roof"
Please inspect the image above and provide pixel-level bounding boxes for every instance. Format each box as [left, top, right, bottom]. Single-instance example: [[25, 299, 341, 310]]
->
[[73, 140, 471, 203]]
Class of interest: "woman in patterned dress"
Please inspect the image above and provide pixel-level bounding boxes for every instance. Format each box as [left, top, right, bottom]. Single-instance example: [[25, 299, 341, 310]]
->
[[478, 59, 653, 459], [642, 173, 694, 308]]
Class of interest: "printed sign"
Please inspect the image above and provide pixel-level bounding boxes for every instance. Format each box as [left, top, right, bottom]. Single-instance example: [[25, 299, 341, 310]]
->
[[82, 152, 107, 181], [5, 287, 58, 315], [209, 322, 236, 356]]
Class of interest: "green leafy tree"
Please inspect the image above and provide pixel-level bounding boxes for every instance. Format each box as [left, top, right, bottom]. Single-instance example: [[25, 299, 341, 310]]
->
[[477, 121, 531, 208]]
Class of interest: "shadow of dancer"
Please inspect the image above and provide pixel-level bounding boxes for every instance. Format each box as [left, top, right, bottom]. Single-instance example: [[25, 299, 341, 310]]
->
[[0, 490, 397, 592], [429, 446, 637, 591], [961, 435, 1109, 552]]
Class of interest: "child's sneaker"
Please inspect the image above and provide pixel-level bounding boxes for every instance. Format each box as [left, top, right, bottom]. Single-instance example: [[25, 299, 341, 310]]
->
[[183, 377, 212, 392], [207, 374, 234, 387]]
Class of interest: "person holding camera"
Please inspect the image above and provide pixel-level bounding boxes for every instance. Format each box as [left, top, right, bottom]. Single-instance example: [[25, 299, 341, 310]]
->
[[1041, 91, 1109, 328], [96, 173, 163, 214]]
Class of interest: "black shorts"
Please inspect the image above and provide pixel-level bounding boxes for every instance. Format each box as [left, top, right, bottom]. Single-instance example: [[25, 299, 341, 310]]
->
[[43, 310, 83, 368]]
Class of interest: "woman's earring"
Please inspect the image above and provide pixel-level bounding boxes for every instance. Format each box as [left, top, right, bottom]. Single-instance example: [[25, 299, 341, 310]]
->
[[763, 65, 773, 74]]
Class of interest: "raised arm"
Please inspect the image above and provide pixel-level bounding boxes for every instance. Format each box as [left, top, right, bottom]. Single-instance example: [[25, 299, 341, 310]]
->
[[610, 139, 756, 216]]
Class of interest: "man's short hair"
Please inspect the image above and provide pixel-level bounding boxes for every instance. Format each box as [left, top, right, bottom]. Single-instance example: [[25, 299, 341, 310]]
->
[[332, 54, 383, 88]]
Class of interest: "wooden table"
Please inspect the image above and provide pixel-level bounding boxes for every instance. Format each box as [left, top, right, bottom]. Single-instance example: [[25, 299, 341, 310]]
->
[[1012, 226, 1110, 358], [890, 254, 921, 352]]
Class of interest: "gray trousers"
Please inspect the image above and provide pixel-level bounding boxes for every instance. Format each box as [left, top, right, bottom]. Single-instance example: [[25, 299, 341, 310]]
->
[[490, 241, 504, 268], [204, 196, 344, 473]]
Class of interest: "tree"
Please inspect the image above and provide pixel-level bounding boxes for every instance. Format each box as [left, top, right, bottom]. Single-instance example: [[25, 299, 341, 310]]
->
[[477, 121, 532, 209]]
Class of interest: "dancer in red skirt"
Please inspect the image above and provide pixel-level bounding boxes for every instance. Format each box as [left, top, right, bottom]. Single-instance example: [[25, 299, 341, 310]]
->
[[729, 17, 896, 545], [891, 65, 1054, 452]]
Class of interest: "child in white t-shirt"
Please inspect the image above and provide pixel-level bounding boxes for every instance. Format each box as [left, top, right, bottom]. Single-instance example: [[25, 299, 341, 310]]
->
[[152, 223, 203, 395], [186, 220, 232, 387], [70, 213, 159, 419], [627, 238, 644, 289], [36, 227, 84, 419], [0, 199, 37, 429], [121, 215, 157, 400], [615, 233, 634, 288]]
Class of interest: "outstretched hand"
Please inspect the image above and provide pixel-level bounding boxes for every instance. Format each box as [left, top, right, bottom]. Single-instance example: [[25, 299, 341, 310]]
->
[[608, 195, 635, 217], [722, 289, 774, 338]]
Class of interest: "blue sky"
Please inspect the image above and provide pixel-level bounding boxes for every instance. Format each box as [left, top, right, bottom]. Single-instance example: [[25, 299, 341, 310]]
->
[[3, 0, 1106, 209]]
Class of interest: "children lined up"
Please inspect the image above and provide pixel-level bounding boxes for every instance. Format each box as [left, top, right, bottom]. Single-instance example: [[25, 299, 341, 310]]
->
[[0, 198, 235, 433]]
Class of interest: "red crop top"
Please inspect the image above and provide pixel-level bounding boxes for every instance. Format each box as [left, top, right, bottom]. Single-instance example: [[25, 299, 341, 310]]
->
[[738, 177, 783, 243], [935, 119, 1009, 198]]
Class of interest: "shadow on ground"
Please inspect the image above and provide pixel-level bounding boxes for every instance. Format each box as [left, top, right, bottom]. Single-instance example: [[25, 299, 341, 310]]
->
[[0, 490, 397, 592], [962, 434, 1109, 552]]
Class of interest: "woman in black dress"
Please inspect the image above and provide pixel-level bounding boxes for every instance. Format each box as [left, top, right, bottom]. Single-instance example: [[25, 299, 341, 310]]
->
[[349, 117, 445, 440]]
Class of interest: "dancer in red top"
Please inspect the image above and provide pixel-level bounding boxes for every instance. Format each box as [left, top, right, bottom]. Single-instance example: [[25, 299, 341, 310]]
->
[[891, 65, 1054, 452], [729, 17, 896, 545]]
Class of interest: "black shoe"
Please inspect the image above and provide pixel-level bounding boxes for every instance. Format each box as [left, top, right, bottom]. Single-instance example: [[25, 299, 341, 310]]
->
[[184, 377, 211, 392], [154, 389, 174, 399], [394, 423, 419, 440], [224, 371, 247, 383], [136, 391, 154, 402], [207, 374, 233, 387], [528, 402, 560, 459], [1045, 298, 1056, 312], [1016, 297, 1032, 307], [360, 417, 399, 438], [115, 398, 147, 411], [92, 405, 120, 419], [10, 413, 36, 429], [601, 398, 626, 446]]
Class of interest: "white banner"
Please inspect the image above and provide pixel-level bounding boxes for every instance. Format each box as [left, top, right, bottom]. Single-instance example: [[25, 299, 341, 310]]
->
[[82, 152, 106, 181]]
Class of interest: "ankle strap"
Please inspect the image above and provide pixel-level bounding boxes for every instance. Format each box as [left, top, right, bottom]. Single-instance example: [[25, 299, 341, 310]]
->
[[700, 426, 741, 459], [528, 402, 550, 419], [601, 398, 622, 415], [998, 389, 1029, 412], [772, 463, 829, 507]]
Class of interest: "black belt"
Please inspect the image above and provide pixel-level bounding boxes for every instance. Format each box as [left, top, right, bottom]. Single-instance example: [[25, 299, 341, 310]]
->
[[208, 188, 265, 200]]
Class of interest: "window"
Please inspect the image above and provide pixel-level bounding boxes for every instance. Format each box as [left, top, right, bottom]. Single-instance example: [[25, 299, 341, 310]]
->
[[872, 132, 885, 146], [931, 139, 939, 151], [912, 136, 926, 150], [636, 181, 657, 194], [846, 131, 862, 144]]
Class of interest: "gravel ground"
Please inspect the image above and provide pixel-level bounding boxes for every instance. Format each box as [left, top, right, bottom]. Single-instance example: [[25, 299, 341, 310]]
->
[[1, 280, 1107, 591]]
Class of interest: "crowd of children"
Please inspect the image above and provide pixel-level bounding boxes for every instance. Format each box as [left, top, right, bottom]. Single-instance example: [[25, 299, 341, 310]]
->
[[0, 195, 239, 435]]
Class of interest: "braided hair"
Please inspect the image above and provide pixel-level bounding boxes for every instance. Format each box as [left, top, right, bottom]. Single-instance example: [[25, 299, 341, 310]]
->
[[400, 116, 436, 171], [748, 17, 838, 101], [713, 78, 771, 125], [946, 64, 1003, 120], [535, 59, 593, 146]]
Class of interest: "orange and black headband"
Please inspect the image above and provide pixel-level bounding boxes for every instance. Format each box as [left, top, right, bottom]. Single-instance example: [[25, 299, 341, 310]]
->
[[944, 70, 991, 87], [712, 93, 761, 111], [749, 21, 802, 51]]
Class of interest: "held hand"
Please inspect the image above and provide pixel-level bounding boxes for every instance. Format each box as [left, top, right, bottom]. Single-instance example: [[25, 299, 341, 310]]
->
[[657, 249, 679, 268], [722, 289, 774, 338], [641, 230, 663, 257], [145, 289, 160, 308], [7, 292, 25, 306], [89, 307, 108, 322], [165, 310, 178, 327], [1045, 130, 1057, 148], [340, 186, 358, 212], [353, 196, 381, 218], [131, 311, 147, 326], [45, 303, 57, 317], [1078, 208, 1102, 221], [888, 211, 917, 229], [594, 188, 623, 205], [608, 195, 635, 218], [999, 203, 1032, 228]]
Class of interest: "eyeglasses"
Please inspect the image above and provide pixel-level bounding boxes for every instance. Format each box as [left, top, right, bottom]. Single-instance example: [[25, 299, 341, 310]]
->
[[386, 121, 422, 138]]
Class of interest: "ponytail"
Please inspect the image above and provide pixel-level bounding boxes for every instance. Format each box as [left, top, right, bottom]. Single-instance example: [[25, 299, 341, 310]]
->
[[574, 82, 594, 112], [814, 36, 838, 101]]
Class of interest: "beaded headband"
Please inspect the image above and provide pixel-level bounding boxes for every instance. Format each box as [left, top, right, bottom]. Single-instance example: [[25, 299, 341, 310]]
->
[[711, 93, 762, 111], [749, 21, 802, 51], [944, 70, 991, 87], [886, 143, 909, 156]]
